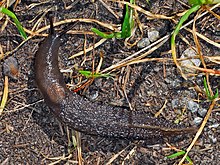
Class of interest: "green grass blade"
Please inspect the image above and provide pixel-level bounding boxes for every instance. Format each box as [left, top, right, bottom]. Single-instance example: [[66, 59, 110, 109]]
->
[[91, 28, 115, 39], [91, 0, 135, 39], [188, 0, 205, 5], [203, 77, 211, 99], [79, 70, 111, 79], [166, 151, 186, 159], [213, 89, 219, 99], [203, 77, 219, 100], [171, 4, 201, 48], [114, 32, 122, 38], [121, 4, 131, 38], [79, 70, 92, 78], [167, 150, 193, 164], [121, 0, 134, 38], [171, 4, 201, 79], [0, 7, 27, 39], [185, 155, 193, 164], [188, 0, 220, 5]]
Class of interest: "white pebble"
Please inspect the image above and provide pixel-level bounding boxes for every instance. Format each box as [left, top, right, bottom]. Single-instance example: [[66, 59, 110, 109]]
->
[[137, 38, 150, 48], [147, 29, 159, 42], [198, 108, 207, 117], [180, 48, 201, 73], [187, 100, 199, 113], [193, 117, 203, 126]]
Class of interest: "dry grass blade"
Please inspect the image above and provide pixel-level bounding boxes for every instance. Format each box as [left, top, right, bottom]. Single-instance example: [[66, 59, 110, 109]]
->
[[155, 99, 168, 117], [5, 99, 43, 113], [106, 143, 133, 165], [192, 9, 206, 70], [177, 3, 220, 31], [101, 34, 169, 73], [206, 56, 220, 64], [76, 132, 83, 165], [108, 0, 174, 19], [41, 153, 74, 165], [98, 0, 119, 19], [178, 98, 218, 165], [69, 38, 107, 59], [122, 146, 137, 165], [96, 51, 104, 73], [37, 18, 118, 34], [122, 66, 133, 110], [184, 64, 220, 74], [194, 31, 220, 48], [0, 15, 8, 32], [4, 18, 112, 57], [26, 0, 50, 10], [31, 8, 51, 32], [0, 76, 9, 116], [203, 5, 220, 19], [192, 9, 215, 97], [0, 44, 4, 59]]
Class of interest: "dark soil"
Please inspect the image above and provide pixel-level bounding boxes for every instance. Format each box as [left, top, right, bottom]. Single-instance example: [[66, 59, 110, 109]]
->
[[0, 0, 219, 164]]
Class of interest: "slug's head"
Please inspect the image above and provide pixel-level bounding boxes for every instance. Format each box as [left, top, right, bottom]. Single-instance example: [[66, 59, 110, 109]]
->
[[46, 11, 79, 37]]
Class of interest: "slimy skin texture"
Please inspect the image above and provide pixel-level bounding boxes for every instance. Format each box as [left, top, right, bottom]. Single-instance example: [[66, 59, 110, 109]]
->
[[35, 23, 196, 140]]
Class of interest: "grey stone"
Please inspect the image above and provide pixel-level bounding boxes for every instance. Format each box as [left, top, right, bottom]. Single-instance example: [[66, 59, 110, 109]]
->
[[137, 38, 150, 48], [187, 100, 200, 113], [193, 117, 203, 126]]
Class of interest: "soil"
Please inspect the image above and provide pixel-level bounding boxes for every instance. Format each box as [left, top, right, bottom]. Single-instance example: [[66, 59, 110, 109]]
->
[[0, 0, 219, 164]]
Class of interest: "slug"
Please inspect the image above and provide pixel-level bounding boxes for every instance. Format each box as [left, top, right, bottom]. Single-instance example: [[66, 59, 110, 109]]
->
[[35, 18, 196, 140]]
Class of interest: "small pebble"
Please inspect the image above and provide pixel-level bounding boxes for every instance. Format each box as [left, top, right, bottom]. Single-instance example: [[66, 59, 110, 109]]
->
[[88, 91, 99, 100], [164, 78, 172, 84], [3, 56, 19, 79], [137, 38, 150, 48], [153, 66, 160, 72], [180, 48, 201, 73], [171, 79, 181, 88], [209, 135, 217, 143], [198, 108, 207, 117], [147, 29, 159, 42], [187, 100, 199, 113], [208, 123, 219, 129], [171, 97, 188, 109], [193, 117, 203, 126], [171, 99, 179, 109]]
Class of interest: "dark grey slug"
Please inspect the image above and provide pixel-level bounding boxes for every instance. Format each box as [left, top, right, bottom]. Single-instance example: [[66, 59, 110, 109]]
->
[[35, 19, 196, 140]]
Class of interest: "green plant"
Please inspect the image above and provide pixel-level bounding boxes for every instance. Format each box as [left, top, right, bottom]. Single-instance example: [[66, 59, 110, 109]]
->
[[79, 70, 111, 79], [145, 0, 150, 4], [188, 0, 220, 5], [167, 150, 193, 164], [91, 0, 134, 39], [203, 77, 219, 101], [171, 0, 219, 78], [0, 6, 27, 39]]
